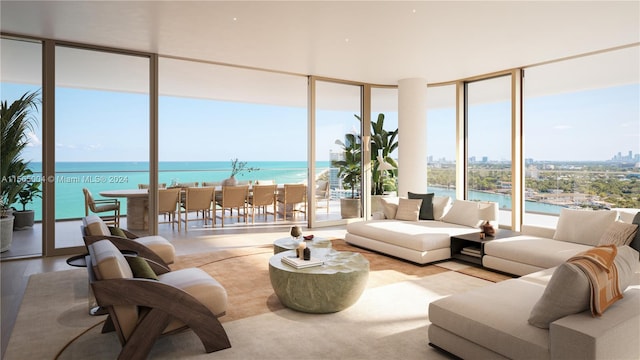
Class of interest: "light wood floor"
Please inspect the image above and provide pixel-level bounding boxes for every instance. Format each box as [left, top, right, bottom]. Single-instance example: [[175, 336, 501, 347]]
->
[[0, 213, 348, 358]]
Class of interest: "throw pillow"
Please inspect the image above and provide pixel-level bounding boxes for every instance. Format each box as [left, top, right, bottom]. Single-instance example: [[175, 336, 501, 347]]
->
[[553, 208, 617, 246], [631, 212, 640, 255], [408, 192, 435, 220], [528, 245, 638, 328], [381, 197, 400, 219], [394, 198, 422, 221], [108, 226, 127, 238], [440, 199, 482, 228], [528, 262, 590, 329], [597, 221, 638, 246], [125, 256, 159, 280], [432, 196, 452, 220]]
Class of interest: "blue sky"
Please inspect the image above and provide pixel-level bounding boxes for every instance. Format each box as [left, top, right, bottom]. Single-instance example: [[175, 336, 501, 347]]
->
[[4, 82, 639, 164]]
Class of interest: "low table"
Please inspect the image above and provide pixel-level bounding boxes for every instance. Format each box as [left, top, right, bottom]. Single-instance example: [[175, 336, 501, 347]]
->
[[450, 229, 520, 265], [269, 249, 369, 313], [273, 236, 330, 254]]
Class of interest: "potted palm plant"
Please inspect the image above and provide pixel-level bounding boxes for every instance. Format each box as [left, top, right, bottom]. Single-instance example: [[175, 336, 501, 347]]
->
[[13, 169, 42, 229], [1, 90, 40, 250], [333, 132, 362, 218]]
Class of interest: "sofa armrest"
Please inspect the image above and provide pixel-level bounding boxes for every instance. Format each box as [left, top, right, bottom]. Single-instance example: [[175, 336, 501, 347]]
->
[[521, 224, 555, 239], [549, 289, 640, 360]]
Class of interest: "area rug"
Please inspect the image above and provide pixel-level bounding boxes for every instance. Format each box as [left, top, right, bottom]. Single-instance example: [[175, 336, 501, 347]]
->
[[4, 239, 511, 359]]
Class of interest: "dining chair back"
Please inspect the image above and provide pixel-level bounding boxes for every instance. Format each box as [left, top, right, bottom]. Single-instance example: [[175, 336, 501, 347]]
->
[[277, 184, 307, 220], [83, 187, 121, 227], [181, 187, 214, 231], [216, 185, 249, 227], [158, 188, 181, 231], [315, 180, 330, 214], [248, 184, 277, 223]]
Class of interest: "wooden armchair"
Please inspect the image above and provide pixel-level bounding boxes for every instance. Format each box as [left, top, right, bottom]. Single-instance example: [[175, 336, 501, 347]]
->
[[87, 239, 231, 359], [81, 215, 175, 266], [83, 187, 121, 227]]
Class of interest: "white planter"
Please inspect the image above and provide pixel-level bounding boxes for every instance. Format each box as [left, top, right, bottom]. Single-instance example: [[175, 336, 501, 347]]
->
[[1, 216, 15, 252]]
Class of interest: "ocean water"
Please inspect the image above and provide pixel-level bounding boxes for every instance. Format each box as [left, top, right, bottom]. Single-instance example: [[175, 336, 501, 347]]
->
[[23, 161, 326, 220], [19, 161, 563, 221]]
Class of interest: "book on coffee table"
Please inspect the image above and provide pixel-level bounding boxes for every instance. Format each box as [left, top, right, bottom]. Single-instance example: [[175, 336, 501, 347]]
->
[[281, 256, 324, 269]]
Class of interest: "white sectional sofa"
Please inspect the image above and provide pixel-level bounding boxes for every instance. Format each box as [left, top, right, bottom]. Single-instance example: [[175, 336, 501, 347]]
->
[[429, 246, 640, 360], [345, 196, 490, 264], [483, 208, 620, 276], [428, 209, 640, 359]]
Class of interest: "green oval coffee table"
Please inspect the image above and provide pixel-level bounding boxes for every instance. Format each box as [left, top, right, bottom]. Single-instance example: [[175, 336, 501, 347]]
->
[[269, 250, 369, 313]]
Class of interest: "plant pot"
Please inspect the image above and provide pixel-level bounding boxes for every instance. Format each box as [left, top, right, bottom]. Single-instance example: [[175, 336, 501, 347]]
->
[[340, 198, 361, 219], [13, 210, 35, 230], [1, 216, 15, 252]]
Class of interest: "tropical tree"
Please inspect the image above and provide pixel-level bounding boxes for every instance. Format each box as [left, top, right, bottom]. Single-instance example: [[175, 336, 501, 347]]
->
[[333, 132, 362, 199], [1, 90, 40, 212]]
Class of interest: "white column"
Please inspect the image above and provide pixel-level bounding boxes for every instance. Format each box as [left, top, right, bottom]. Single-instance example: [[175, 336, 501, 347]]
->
[[397, 78, 427, 196]]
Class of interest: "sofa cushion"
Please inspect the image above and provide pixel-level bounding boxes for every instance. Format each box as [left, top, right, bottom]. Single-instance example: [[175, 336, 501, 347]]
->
[[381, 197, 399, 219], [346, 220, 476, 252], [528, 245, 639, 328], [429, 279, 550, 359], [432, 195, 452, 220], [553, 208, 617, 246], [408, 192, 434, 220], [484, 235, 592, 270], [631, 212, 640, 255], [440, 199, 482, 228], [597, 221, 638, 246], [395, 198, 422, 221]]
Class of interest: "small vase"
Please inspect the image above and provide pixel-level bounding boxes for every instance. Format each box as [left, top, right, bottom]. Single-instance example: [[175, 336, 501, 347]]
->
[[223, 175, 237, 186]]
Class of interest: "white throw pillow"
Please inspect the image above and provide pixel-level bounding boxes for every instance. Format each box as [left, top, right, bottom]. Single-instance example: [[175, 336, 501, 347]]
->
[[553, 208, 617, 246], [432, 196, 452, 220], [394, 198, 422, 221], [598, 221, 638, 246], [381, 197, 399, 219], [440, 199, 481, 228]]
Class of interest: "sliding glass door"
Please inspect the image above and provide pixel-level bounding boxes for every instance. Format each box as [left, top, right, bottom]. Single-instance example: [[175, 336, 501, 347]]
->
[[311, 79, 364, 226]]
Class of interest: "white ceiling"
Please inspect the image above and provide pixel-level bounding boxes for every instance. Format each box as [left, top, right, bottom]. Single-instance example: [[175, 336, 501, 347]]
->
[[2, 1, 639, 86]]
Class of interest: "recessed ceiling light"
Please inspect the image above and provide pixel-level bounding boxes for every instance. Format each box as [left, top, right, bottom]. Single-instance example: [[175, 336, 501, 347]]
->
[[233, 17, 238, 21], [345, 38, 349, 43], [412, 9, 416, 14]]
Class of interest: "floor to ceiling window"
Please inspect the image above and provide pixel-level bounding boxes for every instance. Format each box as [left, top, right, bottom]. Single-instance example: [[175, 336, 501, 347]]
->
[[0, 37, 43, 258], [371, 87, 399, 196], [313, 79, 363, 225], [427, 84, 457, 200], [465, 75, 512, 227], [54, 46, 149, 250], [523, 45, 640, 227]]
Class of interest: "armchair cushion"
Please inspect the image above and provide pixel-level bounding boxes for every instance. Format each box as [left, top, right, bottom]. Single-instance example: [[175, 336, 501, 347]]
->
[[84, 214, 110, 236], [109, 226, 127, 238], [125, 256, 159, 280]]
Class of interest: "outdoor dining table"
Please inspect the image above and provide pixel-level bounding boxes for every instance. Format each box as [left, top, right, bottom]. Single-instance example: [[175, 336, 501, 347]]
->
[[99, 189, 149, 231], [99, 185, 292, 231]]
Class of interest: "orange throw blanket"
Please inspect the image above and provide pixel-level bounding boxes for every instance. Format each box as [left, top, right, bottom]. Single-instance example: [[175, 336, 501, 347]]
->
[[568, 245, 622, 316]]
